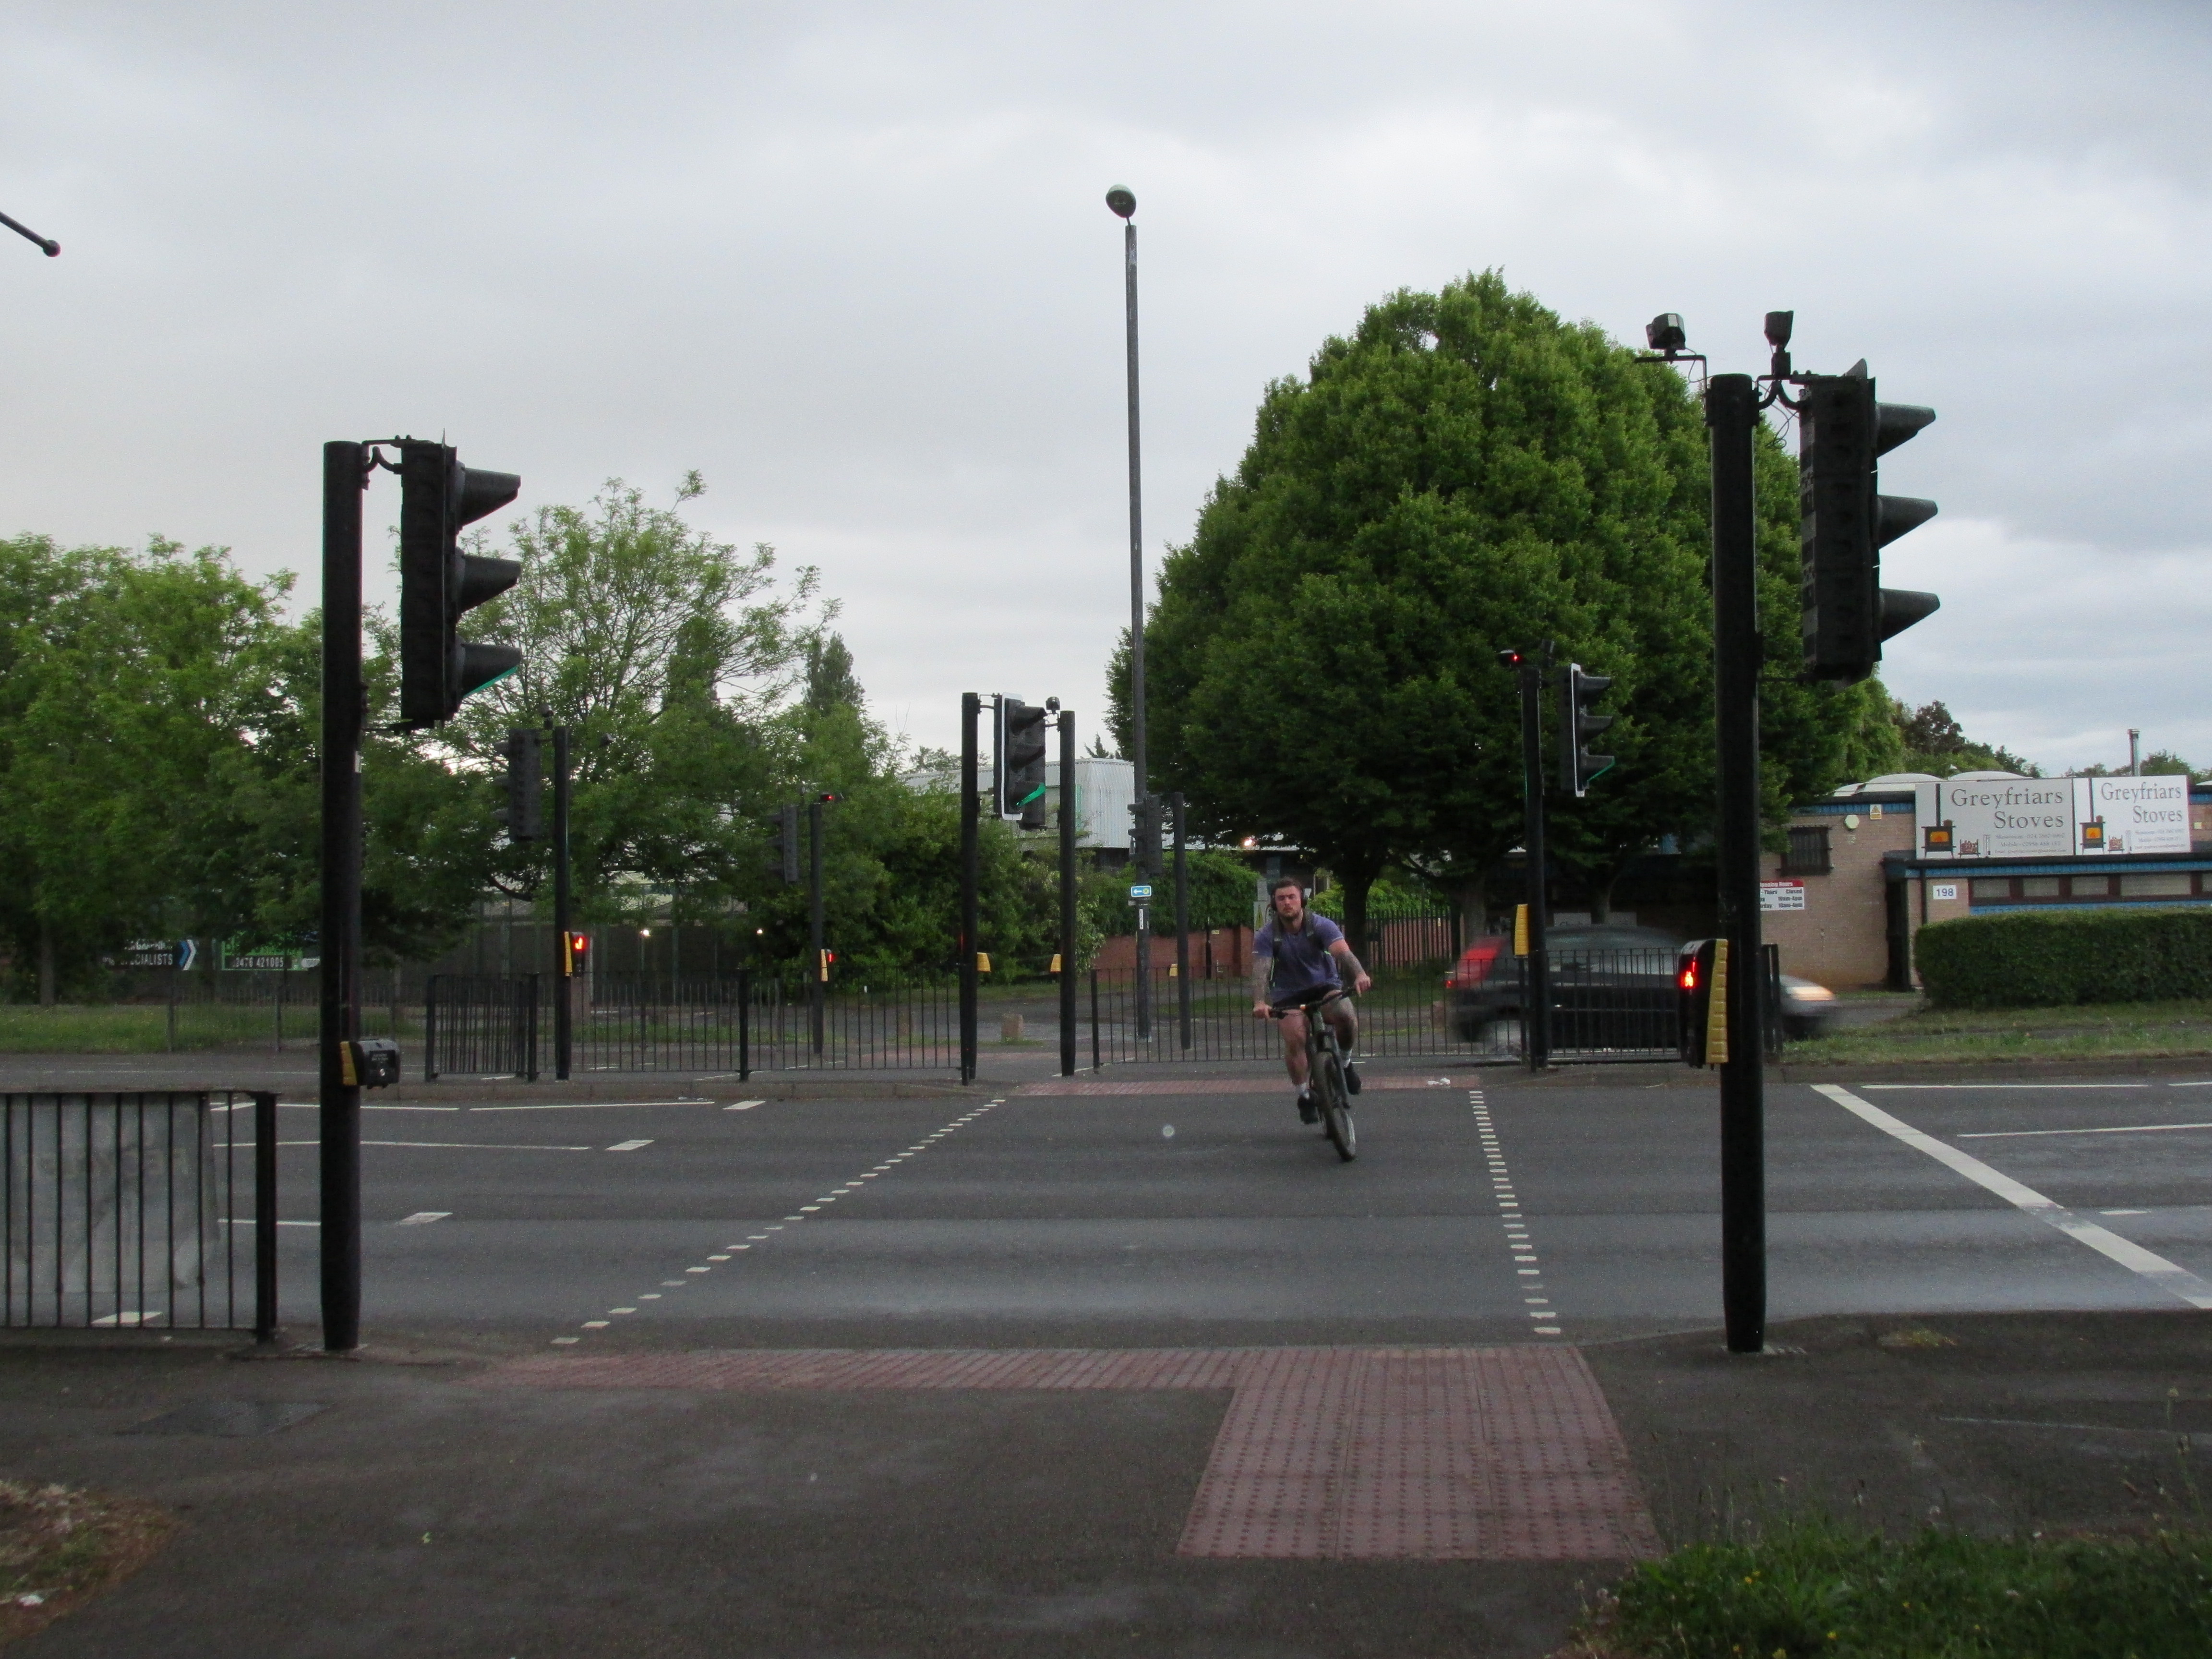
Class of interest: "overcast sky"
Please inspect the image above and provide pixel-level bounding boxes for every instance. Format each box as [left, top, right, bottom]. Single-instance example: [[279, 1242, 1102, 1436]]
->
[[3, 0, 2207, 775]]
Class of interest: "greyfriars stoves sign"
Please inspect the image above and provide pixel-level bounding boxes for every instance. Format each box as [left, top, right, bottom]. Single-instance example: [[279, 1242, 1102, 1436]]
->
[[1912, 775, 2190, 860]]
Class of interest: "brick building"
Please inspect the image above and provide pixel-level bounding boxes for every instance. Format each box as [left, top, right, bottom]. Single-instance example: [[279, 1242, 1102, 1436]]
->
[[1760, 772, 2212, 989]]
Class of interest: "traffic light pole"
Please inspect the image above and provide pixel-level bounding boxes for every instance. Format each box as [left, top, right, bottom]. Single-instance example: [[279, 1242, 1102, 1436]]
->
[[318, 441, 367, 1353], [808, 798, 827, 1056], [959, 693, 980, 1084], [1058, 709, 1079, 1077], [1515, 652, 1551, 1072], [553, 725, 573, 1081], [1171, 793, 1190, 1049], [1708, 372, 1768, 1356]]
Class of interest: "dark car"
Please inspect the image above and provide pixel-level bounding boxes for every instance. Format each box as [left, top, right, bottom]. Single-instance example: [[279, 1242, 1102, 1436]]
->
[[1677, 938, 1844, 1048], [1445, 924, 1684, 1047]]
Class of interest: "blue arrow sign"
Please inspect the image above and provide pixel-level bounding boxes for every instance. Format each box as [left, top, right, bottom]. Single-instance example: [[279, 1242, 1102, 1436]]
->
[[1129, 884, 1154, 900], [176, 939, 198, 972]]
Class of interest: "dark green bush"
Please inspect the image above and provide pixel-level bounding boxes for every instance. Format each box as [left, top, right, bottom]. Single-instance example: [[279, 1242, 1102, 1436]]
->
[[1916, 906, 2212, 1009]]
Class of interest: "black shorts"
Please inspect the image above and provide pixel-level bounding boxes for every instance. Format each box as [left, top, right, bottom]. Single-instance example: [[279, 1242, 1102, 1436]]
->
[[1271, 985, 1346, 1015]]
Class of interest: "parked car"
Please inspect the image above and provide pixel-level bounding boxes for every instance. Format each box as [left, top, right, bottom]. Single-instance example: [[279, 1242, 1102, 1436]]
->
[[1445, 924, 1683, 1047]]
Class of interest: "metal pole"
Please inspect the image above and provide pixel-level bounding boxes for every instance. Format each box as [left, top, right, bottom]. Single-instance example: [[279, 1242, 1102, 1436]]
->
[[1135, 801, 1153, 1042], [253, 1090, 278, 1346], [959, 693, 980, 1083], [317, 441, 365, 1353], [1123, 217, 1146, 813], [1708, 372, 1768, 1356], [1518, 656, 1551, 1072], [1172, 792, 1190, 1048], [1058, 709, 1079, 1076], [553, 727, 573, 1080], [809, 798, 827, 1056]]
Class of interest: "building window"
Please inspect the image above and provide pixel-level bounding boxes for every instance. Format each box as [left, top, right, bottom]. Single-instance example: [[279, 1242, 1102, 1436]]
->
[[2020, 877, 2061, 898], [2069, 874, 2111, 897], [1969, 878, 2012, 902], [1781, 826, 1831, 875], [2118, 872, 2193, 898]]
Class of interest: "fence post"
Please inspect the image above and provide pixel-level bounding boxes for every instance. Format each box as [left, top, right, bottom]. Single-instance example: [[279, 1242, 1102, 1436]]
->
[[522, 973, 541, 1082], [167, 948, 179, 1053], [738, 967, 751, 1082], [423, 974, 440, 1082], [253, 1090, 279, 1346], [1090, 969, 1101, 1071]]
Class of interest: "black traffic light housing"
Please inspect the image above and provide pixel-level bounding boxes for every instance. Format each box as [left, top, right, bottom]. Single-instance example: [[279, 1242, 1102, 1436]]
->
[[1678, 938, 1724, 1067], [494, 727, 543, 841], [399, 439, 523, 728], [769, 803, 801, 885], [998, 698, 1050, 830], [1559, 663, 1615, 797], [1799, 363, 1940, 683]]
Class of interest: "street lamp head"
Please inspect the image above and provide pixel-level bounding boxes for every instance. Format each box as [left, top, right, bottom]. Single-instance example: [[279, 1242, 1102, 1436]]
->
[[1105, 185, 1136, 219], [1763, 311, 1793, 350], [1646, 313, 1687, 353]]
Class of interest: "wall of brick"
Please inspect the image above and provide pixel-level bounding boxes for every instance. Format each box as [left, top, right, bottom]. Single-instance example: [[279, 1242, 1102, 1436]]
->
[[1759, 806, 1914, 988]]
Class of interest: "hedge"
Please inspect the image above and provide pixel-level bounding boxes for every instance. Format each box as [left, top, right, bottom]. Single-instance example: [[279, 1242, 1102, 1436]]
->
[[1915, 906, 2212, 1009]]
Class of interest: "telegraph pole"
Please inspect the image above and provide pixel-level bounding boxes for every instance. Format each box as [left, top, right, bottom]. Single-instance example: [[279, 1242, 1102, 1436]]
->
[[1708, 371, 1768, 1355], [318, 442, 366, 1352]]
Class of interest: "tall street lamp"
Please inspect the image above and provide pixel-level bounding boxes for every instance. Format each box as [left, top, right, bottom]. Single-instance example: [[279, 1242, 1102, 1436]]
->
[[1106, 183, 1154, 1039]]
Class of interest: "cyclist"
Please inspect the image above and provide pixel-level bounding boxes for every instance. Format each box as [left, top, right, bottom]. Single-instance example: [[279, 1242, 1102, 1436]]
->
[[1250, 876, 1372, 1122]]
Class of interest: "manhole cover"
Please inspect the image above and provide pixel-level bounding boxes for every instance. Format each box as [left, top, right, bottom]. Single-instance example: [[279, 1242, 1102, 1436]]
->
[[122, 1401, 326, 1437]]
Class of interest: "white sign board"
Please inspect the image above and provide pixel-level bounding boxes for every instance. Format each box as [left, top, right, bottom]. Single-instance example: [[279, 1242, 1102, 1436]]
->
[[1759, 880, 1806, 912], [1911, 774, 2191, 859]]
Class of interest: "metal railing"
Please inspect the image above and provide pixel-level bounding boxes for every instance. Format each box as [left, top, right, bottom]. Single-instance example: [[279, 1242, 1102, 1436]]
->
[[2, 1091, 276, 1336]]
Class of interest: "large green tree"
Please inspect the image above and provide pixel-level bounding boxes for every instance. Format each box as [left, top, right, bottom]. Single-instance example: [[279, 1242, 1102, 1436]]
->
[[1119, 273, 1890, 941]]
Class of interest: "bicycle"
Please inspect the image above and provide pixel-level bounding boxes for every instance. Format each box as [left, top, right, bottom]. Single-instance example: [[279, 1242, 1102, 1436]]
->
[[1270, 986, 1357, 1162]]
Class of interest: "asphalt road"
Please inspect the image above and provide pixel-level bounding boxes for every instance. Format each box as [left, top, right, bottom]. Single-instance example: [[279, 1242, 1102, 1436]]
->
[[237, 1059, 2212, 1348]]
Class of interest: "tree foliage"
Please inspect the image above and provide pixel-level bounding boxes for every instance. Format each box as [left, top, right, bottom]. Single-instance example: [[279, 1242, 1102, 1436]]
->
[[1119, 272, 1891, 936]]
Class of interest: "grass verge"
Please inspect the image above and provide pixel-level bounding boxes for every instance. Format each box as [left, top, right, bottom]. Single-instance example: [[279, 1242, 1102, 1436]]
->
[[1571, 1515, 2212, 1658], [1791, 998, 2212, 1066], [0, 1479, 174, 1647]]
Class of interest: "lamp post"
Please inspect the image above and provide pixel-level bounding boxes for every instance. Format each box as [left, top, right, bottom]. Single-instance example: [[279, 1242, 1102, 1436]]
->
[[1106, 184, 1155, 1038]]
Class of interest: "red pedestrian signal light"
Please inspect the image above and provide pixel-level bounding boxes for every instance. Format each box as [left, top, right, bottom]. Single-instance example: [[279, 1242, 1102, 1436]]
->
[[563, 931, 589, 976]]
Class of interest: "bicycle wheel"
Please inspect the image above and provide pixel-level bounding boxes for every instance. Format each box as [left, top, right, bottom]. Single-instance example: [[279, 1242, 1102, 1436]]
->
[[1313, 1049, 1357, 1162]]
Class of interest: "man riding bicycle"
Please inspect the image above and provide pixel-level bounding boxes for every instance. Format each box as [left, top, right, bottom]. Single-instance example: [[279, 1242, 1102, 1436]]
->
[[1251, 876, 1373, 1123]]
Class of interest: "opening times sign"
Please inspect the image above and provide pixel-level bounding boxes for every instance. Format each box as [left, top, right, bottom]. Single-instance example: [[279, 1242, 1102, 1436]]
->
[[1912, 775, 2191, 860]]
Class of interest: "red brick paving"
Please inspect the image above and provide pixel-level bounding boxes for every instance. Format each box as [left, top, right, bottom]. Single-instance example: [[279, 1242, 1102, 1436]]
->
[[482, 1345, 1659, 1561]]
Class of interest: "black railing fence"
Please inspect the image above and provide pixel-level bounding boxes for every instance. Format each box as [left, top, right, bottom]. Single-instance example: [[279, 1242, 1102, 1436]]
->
[[3, 1091, 277, 1335], [419, 946, 1776, 1078]]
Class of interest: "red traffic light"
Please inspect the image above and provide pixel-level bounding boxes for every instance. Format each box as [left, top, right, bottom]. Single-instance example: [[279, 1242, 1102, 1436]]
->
[[562, 930, 590, 976]]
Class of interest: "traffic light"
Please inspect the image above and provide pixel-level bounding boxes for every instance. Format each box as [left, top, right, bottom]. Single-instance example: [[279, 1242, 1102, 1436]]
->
[[493, 728, 543, 841], [998, 699, 1050, 829], [562, 930, 589, 977], [398, 439, 523, 728], [1798, 363, 1940, 683], [1678, 938, 1727, 1067], [1558, 664, 1615, 797], [769, 804, 801, 885]]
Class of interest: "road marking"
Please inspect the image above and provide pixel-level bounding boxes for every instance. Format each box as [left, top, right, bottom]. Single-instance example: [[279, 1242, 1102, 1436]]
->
[[553, 1097, 1013, 1345], [724, 1100, 767, 1110], [1812, 1082, 2212, 1310], [473, 1101, 703, 1112], [551, 1336, 580, 1344], [366, 1140, 593, 1151], [1960, 1122, 2212, 1139], [1473, 1089, 1558, 1338], [582, 1320, 609, 1328], [2102, 1209, 2150, 1215], [1859, 1082, 2149, 1091], [610, 1307, 636, 1314], [396, 1212, 450, 1226], [218, 1218, 319, 1227]]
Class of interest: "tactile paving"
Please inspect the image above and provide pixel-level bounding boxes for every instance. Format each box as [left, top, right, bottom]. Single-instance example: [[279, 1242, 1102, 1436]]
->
[[483, 1344, 1658, 1561]]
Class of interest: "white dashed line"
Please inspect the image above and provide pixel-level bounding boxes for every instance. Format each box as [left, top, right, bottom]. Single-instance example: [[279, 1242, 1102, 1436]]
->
[[396, 1212, 450, 1226], [550, 1096, 1012, 1345], [1474, 1088, 1561, 1340], [724, 1100, 768, 1111]]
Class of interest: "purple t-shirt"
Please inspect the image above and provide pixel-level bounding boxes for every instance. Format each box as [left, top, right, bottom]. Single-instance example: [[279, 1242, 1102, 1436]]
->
[[1257, 914, 1344, 999]]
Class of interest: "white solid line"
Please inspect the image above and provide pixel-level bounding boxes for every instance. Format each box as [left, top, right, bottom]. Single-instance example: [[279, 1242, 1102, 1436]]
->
[[396, 1212, 450, 1226], [366, 1140, 593, 1151], [605, 1140, 654, 1152], [471, 1101, 705, 1112], [1858, 1082, 2148, 1091], [1959, 1122, 2212, 1140], [1812, 1082, 2212, 1311], [2167, 1081, 2212, 1088]]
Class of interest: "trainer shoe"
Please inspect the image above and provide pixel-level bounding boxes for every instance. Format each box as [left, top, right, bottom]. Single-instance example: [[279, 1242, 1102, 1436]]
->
[[1343, 1062, 1361, 1096], [1297, 1089, 1319, 1125]]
